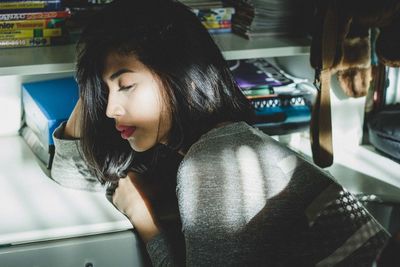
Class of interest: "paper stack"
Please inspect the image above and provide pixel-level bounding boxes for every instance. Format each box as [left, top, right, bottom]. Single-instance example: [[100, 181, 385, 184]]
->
[[223, 0, 311, 39]]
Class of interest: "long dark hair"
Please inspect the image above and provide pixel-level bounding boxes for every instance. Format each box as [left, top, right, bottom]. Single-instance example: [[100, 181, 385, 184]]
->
[[76, 0, 254, 183]]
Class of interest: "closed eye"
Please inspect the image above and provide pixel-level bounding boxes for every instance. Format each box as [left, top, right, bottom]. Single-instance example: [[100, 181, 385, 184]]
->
[[118, 84, 136, 92]]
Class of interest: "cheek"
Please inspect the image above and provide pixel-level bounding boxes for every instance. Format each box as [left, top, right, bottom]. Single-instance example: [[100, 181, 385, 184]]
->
[[128, 89, 162, 122]]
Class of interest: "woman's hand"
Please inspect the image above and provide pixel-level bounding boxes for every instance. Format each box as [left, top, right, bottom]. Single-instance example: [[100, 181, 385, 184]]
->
[[112, 171, 161, 243]]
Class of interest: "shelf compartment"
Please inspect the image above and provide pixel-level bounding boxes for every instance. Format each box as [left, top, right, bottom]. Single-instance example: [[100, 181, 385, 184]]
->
[[0, 34, 310, 76]]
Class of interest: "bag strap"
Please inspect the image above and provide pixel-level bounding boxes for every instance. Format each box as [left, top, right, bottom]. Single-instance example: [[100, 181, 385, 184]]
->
[[311, 70, 333, 167], [310, 1, 338, 167]]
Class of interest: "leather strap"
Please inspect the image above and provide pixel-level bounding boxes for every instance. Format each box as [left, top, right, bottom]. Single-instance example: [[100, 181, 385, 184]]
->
[[311, 70, 333, 167], [311, 1, 337, 167]]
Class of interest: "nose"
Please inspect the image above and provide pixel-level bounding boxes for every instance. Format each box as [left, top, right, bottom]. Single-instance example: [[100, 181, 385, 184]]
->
[[106, 92, 125, 118]]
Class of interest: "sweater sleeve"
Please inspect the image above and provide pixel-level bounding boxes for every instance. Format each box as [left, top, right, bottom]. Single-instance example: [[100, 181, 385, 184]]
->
[[146, 233, 175, 267], [51, 122, 104, 192]]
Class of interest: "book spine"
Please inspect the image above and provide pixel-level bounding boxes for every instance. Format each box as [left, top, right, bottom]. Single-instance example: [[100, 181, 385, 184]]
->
[[0, 0, 61, 3], [207, 28, 232, 34], [241, 87, 276, 99], [192, 7, 235, 17], [0, 0, 61, 2], [0, 28, 62, 38], [0, 18, 64, 31], [0, 1, 62, 13], [0, 9, 70, 21], [0, 37, 51, 48], [202, 20, 232, 29]]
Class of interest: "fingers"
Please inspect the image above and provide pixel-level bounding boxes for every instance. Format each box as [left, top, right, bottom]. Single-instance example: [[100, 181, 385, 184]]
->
[[111, 175, 141, 215], [104, 172, 138, 203], [105, 173, 162, 243], [105, 172, 153, 218], [111, 178, 127, 205], [105, 181, 118, 203]]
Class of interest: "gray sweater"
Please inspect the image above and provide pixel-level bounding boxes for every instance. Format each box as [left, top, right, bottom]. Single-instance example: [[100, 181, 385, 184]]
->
[[51, 122, 104, 192], [52, 122, 389, 266]]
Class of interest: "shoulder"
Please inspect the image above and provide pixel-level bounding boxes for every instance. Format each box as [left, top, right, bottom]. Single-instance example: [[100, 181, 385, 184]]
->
[[176, 122, 303, 194], [177, 121, 331, 181], [183, 121, 279, 158]]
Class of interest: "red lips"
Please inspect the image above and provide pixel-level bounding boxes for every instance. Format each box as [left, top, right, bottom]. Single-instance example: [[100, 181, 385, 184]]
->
[[116, 125, 136, 139]]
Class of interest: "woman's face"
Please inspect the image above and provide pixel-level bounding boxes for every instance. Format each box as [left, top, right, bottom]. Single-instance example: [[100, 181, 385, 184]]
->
[[102, 52, 171, 152]]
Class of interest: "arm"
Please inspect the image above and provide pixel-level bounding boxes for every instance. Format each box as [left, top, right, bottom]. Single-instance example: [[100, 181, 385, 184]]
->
[[113, 172, 161, 243], [112, 172, 176, 266], [51, 98, 102, 191]]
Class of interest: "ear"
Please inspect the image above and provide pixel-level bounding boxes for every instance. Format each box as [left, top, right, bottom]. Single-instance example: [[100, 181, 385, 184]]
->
[[376, 16, 400, 67]]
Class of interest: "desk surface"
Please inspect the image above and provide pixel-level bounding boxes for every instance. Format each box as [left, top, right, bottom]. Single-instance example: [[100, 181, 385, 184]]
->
[[0, 136, 132, 246]]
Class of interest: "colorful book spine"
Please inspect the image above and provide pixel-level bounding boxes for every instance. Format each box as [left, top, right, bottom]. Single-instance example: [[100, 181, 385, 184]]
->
[[0, 9, 70, 21], [0, 34, 69, 48], [0, 37, 52, 47], [87, 0, 113, 4], [0, 1, 62, 13], [0, 28, 62, 39], [0, 18, 64, 31], [242, 87, 276, 99], [0, 0, 60, 1], [202, 20, 231, 29], [192, 7, 235, 20], [192, 7, 235, 33], [207, 28, 231, 34]]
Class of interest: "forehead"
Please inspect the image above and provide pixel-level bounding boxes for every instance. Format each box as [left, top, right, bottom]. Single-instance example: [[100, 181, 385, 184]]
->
[[102, 52, 147, 81]]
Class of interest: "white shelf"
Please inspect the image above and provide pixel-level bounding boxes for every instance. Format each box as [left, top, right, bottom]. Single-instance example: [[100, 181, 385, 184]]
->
[[213, 34, 310, 60], [0, 44, 76, 76], [0, 34, 310, 76]]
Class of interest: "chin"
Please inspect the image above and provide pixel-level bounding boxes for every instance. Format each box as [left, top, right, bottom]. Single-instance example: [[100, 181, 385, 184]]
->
[[128, 140, 152, 152]]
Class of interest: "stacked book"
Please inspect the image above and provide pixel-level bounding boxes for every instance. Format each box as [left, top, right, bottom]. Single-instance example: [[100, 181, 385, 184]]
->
[[179, 0, 223, 9], [228, 58, 312, 135], [21, 77, 79, 169], [223, 0, 310, 39], [180, 0, 235, 34], [0, 0, 71, 48]]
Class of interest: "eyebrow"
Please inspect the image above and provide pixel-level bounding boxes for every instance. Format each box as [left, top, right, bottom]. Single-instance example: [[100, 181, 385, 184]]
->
[[109, 68, 135, 81]]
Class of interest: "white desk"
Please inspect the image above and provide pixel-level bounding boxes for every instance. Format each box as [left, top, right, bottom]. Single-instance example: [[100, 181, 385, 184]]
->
[[0, 136, 133, 246], [0, 136, 151, 267]]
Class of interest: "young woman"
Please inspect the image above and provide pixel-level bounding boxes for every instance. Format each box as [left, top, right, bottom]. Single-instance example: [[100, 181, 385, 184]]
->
[[52, 0, 389, 266]]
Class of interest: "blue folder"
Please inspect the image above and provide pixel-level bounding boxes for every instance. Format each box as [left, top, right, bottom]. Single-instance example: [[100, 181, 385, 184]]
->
[[22, 77, 79, 147]]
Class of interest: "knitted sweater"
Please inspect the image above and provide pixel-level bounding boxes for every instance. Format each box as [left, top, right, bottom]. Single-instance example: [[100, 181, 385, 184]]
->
[[51, 122, 103, 192], [52, 121, 389, 266]]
